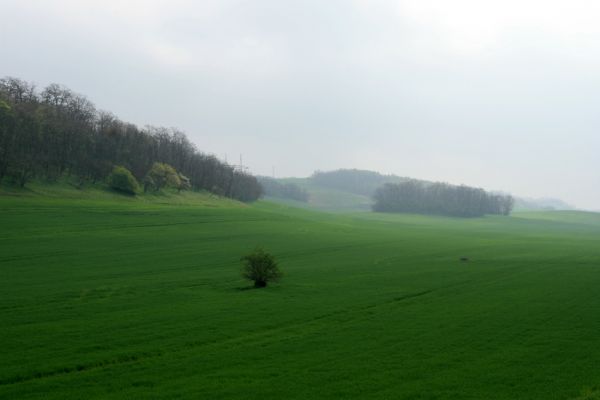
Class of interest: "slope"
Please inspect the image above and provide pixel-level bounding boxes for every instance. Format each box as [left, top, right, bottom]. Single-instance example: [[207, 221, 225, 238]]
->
[[1, 195, 600, 399]]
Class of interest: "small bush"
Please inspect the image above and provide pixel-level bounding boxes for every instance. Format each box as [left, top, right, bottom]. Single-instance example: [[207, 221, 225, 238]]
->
[[108, 166, 140, 195], [241, 247, 282, 288], [143, 162, 180, 192]]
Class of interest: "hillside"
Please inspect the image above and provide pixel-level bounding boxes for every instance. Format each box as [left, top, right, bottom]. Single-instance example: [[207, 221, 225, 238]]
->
[[2, 193, 600, 399], [513, 196, 574, 211], [0, 77, 261, 202], [266, 169, 573, 214], [265, 177, 370, 212], [310, 169, 409, 196], [265, 170, 404, 212]]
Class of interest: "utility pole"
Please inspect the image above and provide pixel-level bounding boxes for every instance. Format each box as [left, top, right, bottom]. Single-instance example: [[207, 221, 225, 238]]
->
[[232, 154, 248, 173]]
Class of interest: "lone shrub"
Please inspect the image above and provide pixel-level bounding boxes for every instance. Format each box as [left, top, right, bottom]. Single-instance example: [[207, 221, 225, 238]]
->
[[108, 166, 140, 195], [241, 247, 282, 288]]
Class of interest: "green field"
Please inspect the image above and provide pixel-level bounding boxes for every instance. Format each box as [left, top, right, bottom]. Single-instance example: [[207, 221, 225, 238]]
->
[[2, 189, 600, 399]]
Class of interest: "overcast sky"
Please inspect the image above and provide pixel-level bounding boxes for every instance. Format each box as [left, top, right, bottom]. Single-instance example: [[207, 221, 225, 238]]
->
[[2, 0, 600, 208]]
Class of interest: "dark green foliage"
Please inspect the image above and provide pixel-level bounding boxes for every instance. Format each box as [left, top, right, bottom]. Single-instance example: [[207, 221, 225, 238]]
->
[[373, 180, 514, 217], [0, 99, 15, 181], [0, 81, 41, 187], [108, 166, 139, 194], [258, 176, 309, 202], [0, 76, 261, 201], [241, 247, 282, 287]]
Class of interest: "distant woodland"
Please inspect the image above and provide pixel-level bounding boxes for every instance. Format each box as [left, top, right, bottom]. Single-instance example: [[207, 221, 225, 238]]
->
[[373, 181, 514, 217], [266, 169, 514, 217], [0, 77, 262, 201]]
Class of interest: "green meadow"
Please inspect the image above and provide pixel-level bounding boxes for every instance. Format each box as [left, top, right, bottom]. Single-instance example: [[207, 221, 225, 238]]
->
[[2, 188, 600, 399]]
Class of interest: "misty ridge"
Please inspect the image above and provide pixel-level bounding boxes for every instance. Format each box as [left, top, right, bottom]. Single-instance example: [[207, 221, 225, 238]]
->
[[261, 169, 514, 217], [260, 169, 573, 215]]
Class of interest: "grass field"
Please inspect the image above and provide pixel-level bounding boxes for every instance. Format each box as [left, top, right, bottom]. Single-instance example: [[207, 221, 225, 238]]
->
[[2, 188, 600, 399]]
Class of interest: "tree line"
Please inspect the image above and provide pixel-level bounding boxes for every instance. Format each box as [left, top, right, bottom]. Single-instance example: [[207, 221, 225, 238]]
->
[[373, 180, 514, 217], [0, 77, 262, 202]]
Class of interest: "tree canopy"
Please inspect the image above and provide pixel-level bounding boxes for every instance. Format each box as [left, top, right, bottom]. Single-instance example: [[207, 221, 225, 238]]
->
[[108, 166, 140, 195], [241, 247, 282, 288]]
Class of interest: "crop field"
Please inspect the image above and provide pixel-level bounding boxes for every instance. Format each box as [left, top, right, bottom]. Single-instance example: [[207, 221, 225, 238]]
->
[[2, 192, 600, 399]]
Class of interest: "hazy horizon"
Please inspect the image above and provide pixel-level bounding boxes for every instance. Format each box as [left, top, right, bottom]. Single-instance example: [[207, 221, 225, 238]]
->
[[2, 1, 600, 209]]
